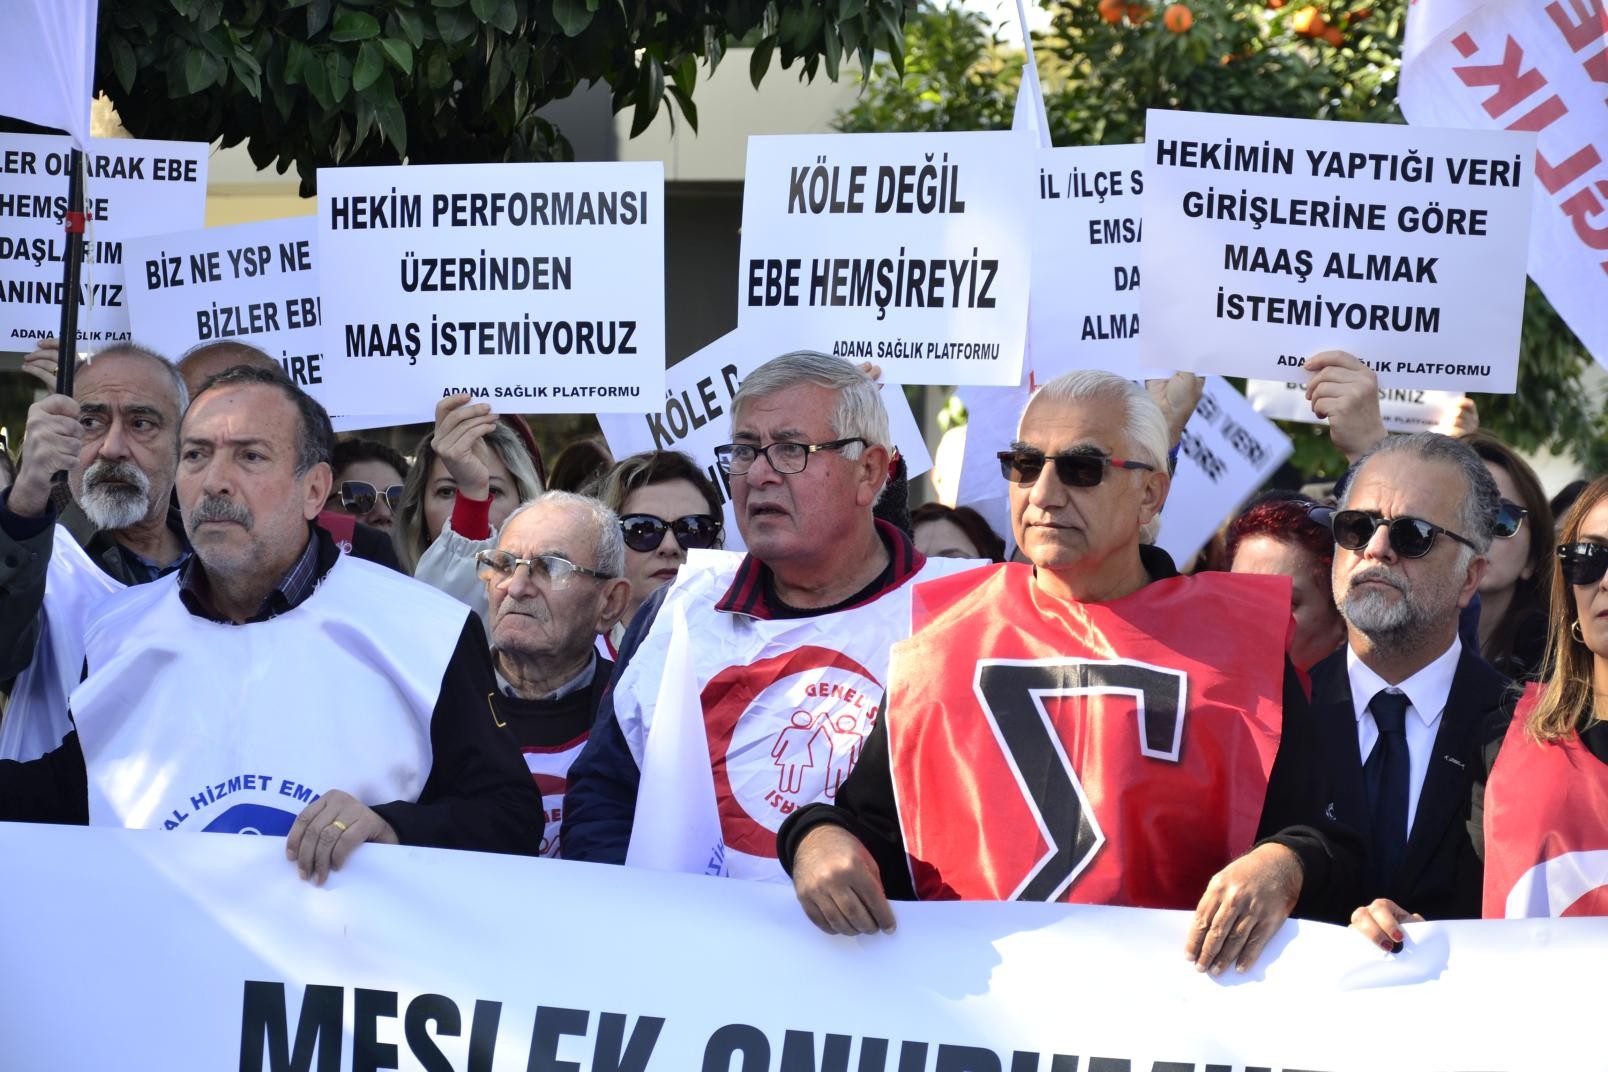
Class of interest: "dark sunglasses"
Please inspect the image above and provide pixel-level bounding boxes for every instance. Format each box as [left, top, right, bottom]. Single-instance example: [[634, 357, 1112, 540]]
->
[[619, 513, 722, 553], [1558, 542, 1608, 587], [1494, 499, 1528, 540], [1317, 508, 1479, 559], [336, 480, 403, 514], [997, 448, 1155, 487]]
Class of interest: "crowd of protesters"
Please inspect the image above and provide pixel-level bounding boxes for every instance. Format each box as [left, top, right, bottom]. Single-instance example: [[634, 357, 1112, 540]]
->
[[1, 333, 1604, 969]]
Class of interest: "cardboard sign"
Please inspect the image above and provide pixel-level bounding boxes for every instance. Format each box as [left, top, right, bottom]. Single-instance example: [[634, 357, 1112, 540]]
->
[[1155, 377, 1293, 566], [1029, 143, 1170, 381], [0, 133, 208, 351], [737, 132, 1032, 386], [595, 330, 935, 553], [1245, 378, 1468, 434], [1140, 109, 1534, 393], [316, 161, 665, 421]]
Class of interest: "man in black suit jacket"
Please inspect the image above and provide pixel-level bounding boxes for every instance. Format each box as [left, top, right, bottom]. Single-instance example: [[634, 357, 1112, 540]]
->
[[1315, 432, 1518, 950]]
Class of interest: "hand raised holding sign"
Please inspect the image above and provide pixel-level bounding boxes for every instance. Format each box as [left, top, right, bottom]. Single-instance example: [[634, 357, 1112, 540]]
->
[[432, 394, 501, 502], [1305, 350, 1388, 463]]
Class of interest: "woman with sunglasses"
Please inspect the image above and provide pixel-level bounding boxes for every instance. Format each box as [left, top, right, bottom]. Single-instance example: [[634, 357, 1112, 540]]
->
[[1478, 476, 1608, 917], [1460, 433, 1553, 681], [1226, 492, 1346, 675], [327, 439, 409, 531], [593, 450, 725, 650]]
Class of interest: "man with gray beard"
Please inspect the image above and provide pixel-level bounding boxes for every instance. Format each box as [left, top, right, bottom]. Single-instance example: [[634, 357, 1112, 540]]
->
[[1306, 432, 1517, 945], [0, 343, 191, 759]]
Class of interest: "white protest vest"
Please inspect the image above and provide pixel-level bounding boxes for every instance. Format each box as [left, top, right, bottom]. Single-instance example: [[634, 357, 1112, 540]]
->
[[0, 526, 124, 762], [618, 548, 979, 882], [70, 555, 471, 834]]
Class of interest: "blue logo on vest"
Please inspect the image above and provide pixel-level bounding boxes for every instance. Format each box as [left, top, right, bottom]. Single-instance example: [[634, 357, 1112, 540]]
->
[[202, 803, 297, 836]]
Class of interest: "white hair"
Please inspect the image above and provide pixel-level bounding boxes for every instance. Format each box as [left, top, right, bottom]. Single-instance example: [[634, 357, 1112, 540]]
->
[[499, 490, 625, 578], [731, 351, 892, 456]]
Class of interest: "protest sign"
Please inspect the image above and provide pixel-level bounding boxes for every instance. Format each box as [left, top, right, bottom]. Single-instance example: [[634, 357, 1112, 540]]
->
[[1029, 143, 1172, 381], [1401, 0, 1608, 374], [737, 132, 1032, 386], [952, 376, 1032, 557], [1156, 377, 1294, 566], [1245, 378, 1469, 434], [316, 162, 665, 422], [1140, 109, 1534, 393], [1, 822, 1603, 1071], [595, 330, 934, 553], [0, 133, 208, 349]]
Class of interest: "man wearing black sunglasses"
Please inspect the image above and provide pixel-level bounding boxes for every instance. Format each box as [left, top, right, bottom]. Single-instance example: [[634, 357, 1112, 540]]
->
[[1309, 433, 1518, 952], [780, 369, 1364, 976]]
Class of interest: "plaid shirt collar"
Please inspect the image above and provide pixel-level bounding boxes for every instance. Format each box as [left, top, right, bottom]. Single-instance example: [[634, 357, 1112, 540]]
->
[[178, 523, 326, 625]]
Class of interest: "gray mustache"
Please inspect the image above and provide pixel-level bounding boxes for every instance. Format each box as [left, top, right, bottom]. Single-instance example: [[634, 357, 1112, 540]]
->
[[190, 495, 253, 528], [82, 459, 149, 495], [1350, 566, 1406, 593]]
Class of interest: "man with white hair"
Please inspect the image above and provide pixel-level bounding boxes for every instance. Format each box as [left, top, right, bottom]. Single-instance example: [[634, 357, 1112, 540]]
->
[[477, 491, 631, 858], [781, 369, 1363, 975], [562, 351, 973, 881], [0, 342, 191, 759]]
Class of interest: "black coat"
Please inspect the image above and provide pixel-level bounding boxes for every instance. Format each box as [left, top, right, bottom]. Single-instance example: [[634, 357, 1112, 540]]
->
[[1309, 644, 1518, 920]]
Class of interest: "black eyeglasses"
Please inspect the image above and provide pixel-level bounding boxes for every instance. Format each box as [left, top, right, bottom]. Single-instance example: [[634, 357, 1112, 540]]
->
[[1321, 508, 1479, 559], [1558, 542, 1608, 587], [996, 448, 1155, 487], [619, 513, 723, 553], [1495, 499, 1528, 540], [714, 438, 865, 476], [333, 480, 403, 515], [473, 549, 613, 589]]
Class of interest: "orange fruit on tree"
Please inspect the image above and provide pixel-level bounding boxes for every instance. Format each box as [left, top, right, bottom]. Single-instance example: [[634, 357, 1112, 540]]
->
[[1323, 25, 1344, 44], [1098, 0, 1126, 22], [1126, 3, 1152, 23], [1291, 5, 1326, 35], [1267, 0, 1285, 7], [1164, 3, 1193, 31]]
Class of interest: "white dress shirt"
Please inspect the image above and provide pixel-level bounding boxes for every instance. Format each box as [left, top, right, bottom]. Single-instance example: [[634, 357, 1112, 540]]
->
[[1345, 635, 1462, 836]]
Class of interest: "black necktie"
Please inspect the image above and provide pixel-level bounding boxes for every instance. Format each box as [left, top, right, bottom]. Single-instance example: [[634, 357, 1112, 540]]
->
[[1363, 689, 1411, 883]]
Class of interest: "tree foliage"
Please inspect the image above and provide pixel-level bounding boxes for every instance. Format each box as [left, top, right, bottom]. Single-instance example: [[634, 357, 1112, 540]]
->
[[838, 0, 1599, 477], [98, 0, 911, 197]]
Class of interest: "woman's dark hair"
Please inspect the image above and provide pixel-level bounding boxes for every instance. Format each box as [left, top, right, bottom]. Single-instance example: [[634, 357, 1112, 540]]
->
[[332, 438, 409, 482], [593, 450, 723, 524], [548, 437, 614, 494], [1460, 432, 1553, 678], [911, 502, 1006, 563]]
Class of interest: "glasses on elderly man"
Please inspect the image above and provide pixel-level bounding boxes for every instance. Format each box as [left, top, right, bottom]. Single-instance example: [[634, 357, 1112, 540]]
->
[[474, 549, 613, 589], [333, 480, 403, 515], [1316, 508, 1479, 560], [714, 438, 866, 476], [997, 448, 1155, 488]]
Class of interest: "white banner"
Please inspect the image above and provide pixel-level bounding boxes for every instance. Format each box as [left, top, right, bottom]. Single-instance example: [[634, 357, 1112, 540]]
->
[[1, 822, 1603, 1071], [737, 132, 1032, 386], [1245, 378, 1469, 434], [0, 0, 97, 146], [595, 330, 934, 553], [1029, 143, 1169, 381], [1156, 377, 1294, 566], [952, 375, 1032, 557], [0, 133, 209, 351], [125, 217, 325, 390], [316, 162, 665, 422], [1139, 109, 1535, 393], [1401, 0, 1608, 373]]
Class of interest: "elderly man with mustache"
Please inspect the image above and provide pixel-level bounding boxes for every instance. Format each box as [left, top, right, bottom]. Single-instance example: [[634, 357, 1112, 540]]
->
[[0, 341, 191, 760], [0, 364, 543, 881]]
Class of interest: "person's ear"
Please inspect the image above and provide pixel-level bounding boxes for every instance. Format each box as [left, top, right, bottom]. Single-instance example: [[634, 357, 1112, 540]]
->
[[597, 577, 633, 633], [302, 461, 333, 521], [854, 444, 892, 509]]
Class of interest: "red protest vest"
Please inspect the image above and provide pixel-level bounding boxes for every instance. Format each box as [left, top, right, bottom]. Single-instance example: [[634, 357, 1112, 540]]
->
[[1483, 684, 1608, 918], [886, 563, 1288, 910]]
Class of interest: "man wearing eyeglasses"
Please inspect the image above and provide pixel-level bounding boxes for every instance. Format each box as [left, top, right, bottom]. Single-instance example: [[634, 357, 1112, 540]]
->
[[562, 352, 974, 881], [476, 492, 631, 858], [1313, 433, 1518, 951], [778, 369, 1365, 975]]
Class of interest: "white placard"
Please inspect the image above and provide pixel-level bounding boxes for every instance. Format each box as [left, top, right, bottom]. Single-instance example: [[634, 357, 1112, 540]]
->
[[0, 1, 97, 147], [1140, 109, 1535, 393], [2, 822, 1604, 1071], [1029, 143, 1170, 381], [1401, 0, 1608, 375], [952, 376, 1033, 558], [0, 133, 208, 351], [1155, 376, 1294, 566], [1245, 377, 1468, 434], [316, 161, 665, 422], [125, 217, 325, 389], [595, 330, 935, 553], [737, 132, 1032, 386]]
